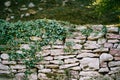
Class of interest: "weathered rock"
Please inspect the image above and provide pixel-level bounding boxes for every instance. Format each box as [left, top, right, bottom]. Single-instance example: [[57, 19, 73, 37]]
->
[[28, 2, 35, 8], [84, 41, 101, 49], [45, 64, 59, 69], [80, 58, 99, 70], [100, 62, 107, 68], [50, 60, 64, 65], [54, 55, 76, 60], [44, 56, 53, 61], [110, 49, 120, 57], [79, 77, 92, 80], [2, 60, 16, 65], [100, 53, 113, 62], [72, 44, 82, 50], [107, 33, 120, 39], [30, 36, 41, 41], [99, 67, 109, 73], [4, 1, 11, 7], [1, 53, 9, 60], [93, 48, 109, 52], [107, 26, 118, 32], [108, 39, 119, 43], [97, 38, 106, 44], [77, 53, 99, 58], [38, 73, 48, 80], [117, 44, 120, 49], [104, 43, 113, 48], [91, 25, 103, 31], [10, 65, 26, 70], [64, 58, 79, 64], [113, 43, 118, 48], [88, 32, 104, 40], [38, 69, 51, 73], [70, 66, 81, 71], [20, 8, 28, 11], [70, 71, 79, 79], [66, 39, 85, 44], [0, 70, 10, 74], [38, 61, 50, 65], [35, 65, 44, 70], [15, 73, 25, 80], [0, 63, 9, 70], [110, 67, 120, 71], [79, 71, 100, 77], [73, 32, 86, 40], [60, 63, 79, 69], [52, 45, 64, 49], [28, 73, 37, 80], [20, 44, 30, 50], [114, 57, 120, 60], [108, 61, 120, 67]]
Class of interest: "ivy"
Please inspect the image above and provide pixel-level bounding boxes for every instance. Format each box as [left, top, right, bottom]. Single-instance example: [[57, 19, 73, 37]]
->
[[0, 19, 68, 78]]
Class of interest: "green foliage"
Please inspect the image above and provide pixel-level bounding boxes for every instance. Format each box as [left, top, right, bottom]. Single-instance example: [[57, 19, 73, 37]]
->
[[0, 19, 67, 77], [80, 27, 93, 36]]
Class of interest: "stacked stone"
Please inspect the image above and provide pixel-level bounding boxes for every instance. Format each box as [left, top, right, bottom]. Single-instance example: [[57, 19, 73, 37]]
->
[[0, 25, 120, 80]]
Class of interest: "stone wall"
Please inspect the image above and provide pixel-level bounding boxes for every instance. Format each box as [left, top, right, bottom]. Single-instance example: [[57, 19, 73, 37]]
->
[[0, 25, 120, 80]]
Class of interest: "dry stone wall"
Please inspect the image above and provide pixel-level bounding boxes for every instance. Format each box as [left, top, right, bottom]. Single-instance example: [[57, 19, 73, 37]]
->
[[0, 25, 120, 80]]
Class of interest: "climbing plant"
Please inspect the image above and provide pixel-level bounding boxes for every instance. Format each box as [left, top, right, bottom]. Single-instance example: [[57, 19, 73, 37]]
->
[[0, 19, 68, 78]]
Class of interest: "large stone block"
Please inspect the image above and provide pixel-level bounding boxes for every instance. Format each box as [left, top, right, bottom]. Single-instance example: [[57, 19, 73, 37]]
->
[[1, 53, 9, 60], [0, 63, 9, 70], [80, 58, 99, 70]]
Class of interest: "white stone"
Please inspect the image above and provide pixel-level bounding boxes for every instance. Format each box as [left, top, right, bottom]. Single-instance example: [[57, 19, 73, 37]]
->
[[20, 44, 30, 50], [107, 26, 118, 32], [4, 1, 11, 7], [0, 63, 9, 70], [108, 61, 120, 67], [35, 65, 44, 69], [25, 13, 30, 17], [77, 53, 99, 58], [80, 58, 99, 70], [79, 71, 100, 77], [30, 36, 41, 41], [28, 2, 35, 8], [72, 44, 82, 49], [1, 53, 9, 59], [0, 70, 10, 74], [110, 67, 120, 71], [108, 39, 119, 43], [28, 73, 37, 80], [117, 44, 120, 49], [20, 8, 28, 11], [38, 69, 51, 73], [64, 58, 79, 64], [60, 63, 79, 69], [10, 16, 14, 19], [100, 53, 113, 62], [99, 67, 109, 73], [45, 64, 59, 69]]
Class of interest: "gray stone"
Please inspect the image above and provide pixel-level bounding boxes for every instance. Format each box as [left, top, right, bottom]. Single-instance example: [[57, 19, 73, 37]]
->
[[64, 58, 79, 64], [88, 32, 104, 40], [80, 58, 99, 70], [84, 41, 101, 49], [97, 38, 106, 44], [99, 67, 109, 73], [93, 48, 109, 52], [4, 1, 11, 7], [108, 39, 119, 43], [44, 56, 53, 61], [72, 44, 82, 50], [28, 2, 35, 8], [110, 67, 120, 71], [108, 61, 120, 67], [20, 44, 30, 50], [35, 65, 44, 70], [66, 39, 85, 44], [79, 71, 100, 77], [38, 69, 51, 73], [0, 63, 9, 70], [45, 64, 59, 69], [60, 63, 79, 69], [107, 26, 118, 32], [2, 60, 16, 65], [0, 70, 10, 74], [15, 73, 25, 80], [50, 60, 64, 65], [1, 53, 9, 60], [10, 65, 26, 70], [100, 53, 113, 62], [77, 53, 99, 58], [28, 73, 37, 80], [38, 73, 48, 80], [54, 55, 76, 60], [20, 8, 28, 11], [117, 44, 120, 49], [70, 66, 81, 71]]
